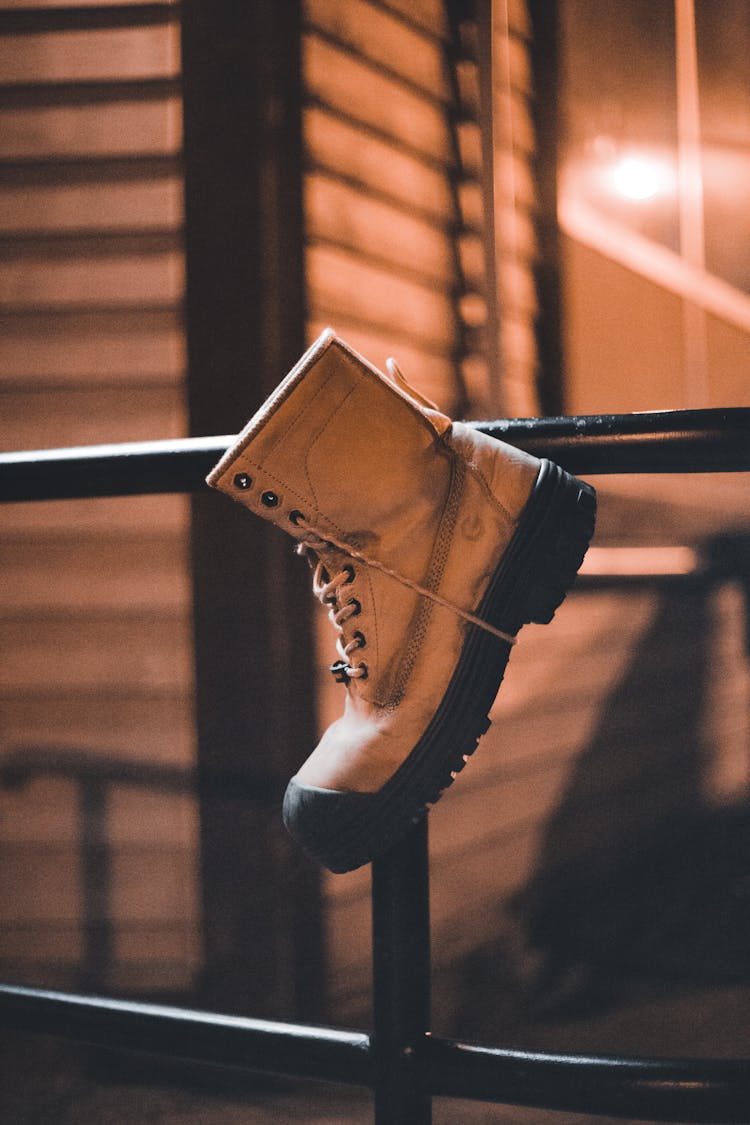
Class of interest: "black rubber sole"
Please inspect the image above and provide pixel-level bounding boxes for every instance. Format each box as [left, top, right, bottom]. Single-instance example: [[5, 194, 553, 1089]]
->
[[283, 460, 596, 873]]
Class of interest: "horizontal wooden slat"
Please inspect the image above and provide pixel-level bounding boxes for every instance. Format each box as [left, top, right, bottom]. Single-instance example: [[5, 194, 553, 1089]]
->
[[113, 922, 200, 969], [0, 97, 181, 159], [304, 0, 449, 101], [0, 686, 194, 762], [0, 179, 183, 232], [0, 776, 78, 843], [455, 52, 478, 103], [0, 778, 195, 848], [111, 849, 197, 921], [307, 243, 456, 349], [304, 106, 455, 224], [0, 848, 80, 921], [108, 958, 197, 992], [0, 24, 180, 85], [108, 789, 197, 846], [0, 494, 190, 533], [0, 845, 195, 926], [0, 384, 186, 450], [0, 925, 82, 964], [304, 33, 452, 165], [306, 172, 454, 284], [0, 303, 181, 326], [0, 529, 190, 611], [0, 925, 197, 989], [1, 611, 193, 691], [0, 253, 183, 307], [308, 236, 450, 296], [0, 312, 184, 381]]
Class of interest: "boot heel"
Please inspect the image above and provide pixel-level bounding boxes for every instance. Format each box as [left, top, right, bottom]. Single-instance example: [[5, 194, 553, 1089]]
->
[[520, 462, 597, 626]]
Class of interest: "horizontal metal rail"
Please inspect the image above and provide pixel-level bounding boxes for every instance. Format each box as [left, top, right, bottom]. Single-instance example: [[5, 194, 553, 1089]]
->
[[1, 985, 749, 1122], [1, 407, 749, 503], [2, 409, 748, 1121], [0, 985, 372, 1088]]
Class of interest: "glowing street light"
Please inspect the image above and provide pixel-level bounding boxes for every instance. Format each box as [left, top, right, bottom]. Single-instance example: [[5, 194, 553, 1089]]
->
[[610, 154, 673, 201]]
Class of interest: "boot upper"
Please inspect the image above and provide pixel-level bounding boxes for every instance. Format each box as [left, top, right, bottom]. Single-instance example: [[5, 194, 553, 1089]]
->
[[207, 329, 541, 793]]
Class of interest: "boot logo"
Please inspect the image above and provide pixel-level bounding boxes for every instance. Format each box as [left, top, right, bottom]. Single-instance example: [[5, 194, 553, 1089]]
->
[[461, 513, 484, 541]]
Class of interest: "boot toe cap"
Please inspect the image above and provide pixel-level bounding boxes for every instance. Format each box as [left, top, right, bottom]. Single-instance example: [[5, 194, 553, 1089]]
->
[[282, 778, 381, 873]]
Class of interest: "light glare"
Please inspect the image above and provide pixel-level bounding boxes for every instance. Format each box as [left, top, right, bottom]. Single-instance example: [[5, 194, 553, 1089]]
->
[[612, 155, 663, 201]]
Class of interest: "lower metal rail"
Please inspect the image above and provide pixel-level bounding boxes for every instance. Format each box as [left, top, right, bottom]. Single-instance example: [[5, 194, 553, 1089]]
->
[[1, 823, 749, 1123]]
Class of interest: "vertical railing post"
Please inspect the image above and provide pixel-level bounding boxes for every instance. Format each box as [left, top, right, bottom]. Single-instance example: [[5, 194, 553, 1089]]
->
[[371, 817, 432, 1124]]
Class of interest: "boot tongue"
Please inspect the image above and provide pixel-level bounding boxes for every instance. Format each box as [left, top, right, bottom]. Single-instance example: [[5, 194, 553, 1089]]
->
[[385, 358, 451, 436]]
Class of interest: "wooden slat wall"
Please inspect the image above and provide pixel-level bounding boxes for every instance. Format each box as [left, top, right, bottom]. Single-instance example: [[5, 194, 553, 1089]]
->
[[0, 1, 198, 992], [302, 0, 479, 416], [6, 1, 743, 1039]]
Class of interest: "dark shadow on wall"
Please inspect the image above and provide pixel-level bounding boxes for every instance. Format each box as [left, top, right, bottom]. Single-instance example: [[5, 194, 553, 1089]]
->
[[446, 580, 750, 1041], [518, 584, 750, 1020]]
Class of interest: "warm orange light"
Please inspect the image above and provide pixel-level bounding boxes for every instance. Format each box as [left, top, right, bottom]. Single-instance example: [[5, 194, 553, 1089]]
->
[[611, 155, 665, 200], [580, 546, 700, 576], [563, 142, 678, 206]]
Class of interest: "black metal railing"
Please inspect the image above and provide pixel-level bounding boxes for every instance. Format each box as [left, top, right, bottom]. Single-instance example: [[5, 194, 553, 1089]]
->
[[1, 407, 750, 1123]]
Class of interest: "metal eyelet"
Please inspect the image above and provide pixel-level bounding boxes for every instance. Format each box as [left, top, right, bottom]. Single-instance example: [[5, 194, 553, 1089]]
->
[[347, 598, 361, 617], [261, 491, 279, 508], [289, 509, 304, 525], [356, 662, 368, 680], [352, 631, 366, 649], [233, 473, 252, 490], [329, 660, 350, 684], [342, 564, 355, 584]]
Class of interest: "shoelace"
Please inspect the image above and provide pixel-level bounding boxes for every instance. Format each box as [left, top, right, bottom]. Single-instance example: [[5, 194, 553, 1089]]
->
[[294, 514, 517, 672], [296, 540, 368, 679]]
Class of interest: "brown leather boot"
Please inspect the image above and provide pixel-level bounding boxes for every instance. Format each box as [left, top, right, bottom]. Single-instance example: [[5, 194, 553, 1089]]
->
[[207, 329, 596, 872]]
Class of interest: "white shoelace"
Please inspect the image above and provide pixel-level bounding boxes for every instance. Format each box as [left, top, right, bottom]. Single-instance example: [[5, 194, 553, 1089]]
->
[[299, 547, 368, 679], [294, 518, 517, 659]]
